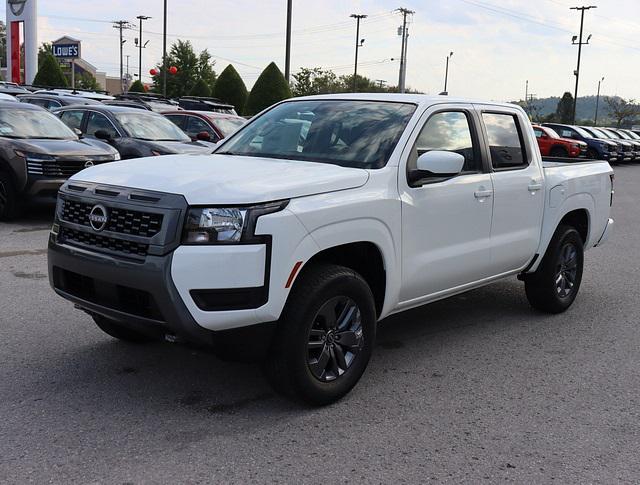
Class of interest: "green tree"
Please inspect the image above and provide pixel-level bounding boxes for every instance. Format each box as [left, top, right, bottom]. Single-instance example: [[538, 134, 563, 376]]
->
[[292, 67, 340, 96], [76, 72, 101, 91], [33, 52, 68, 87], [556, 92, 574, 124], [604, 96, 640, 128], [189, 78, 212, 97], [37, 43, 53, 68], [212, 64, 248, 114], [245, 62, 291, 115], [0, 21, 6, 69], [150, 40, 216, 98], [129, 79, 146, 93]]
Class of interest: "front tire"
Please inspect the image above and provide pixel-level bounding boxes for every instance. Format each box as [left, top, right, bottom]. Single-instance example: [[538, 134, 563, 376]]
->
[[265, 263, 376, 406], [550, 146, 568, 157], [0, 171, 21, 221], [524, 225, 584, 314], [92, 315, 156, 343]]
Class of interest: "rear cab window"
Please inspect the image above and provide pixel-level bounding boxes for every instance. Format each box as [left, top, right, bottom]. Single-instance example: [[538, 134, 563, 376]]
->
[[482, 112, 528, 170]]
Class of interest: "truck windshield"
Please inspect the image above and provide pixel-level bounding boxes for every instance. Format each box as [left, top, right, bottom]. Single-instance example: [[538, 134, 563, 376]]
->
[[115, 112, 191, 141], [217, 100, 416, 169], [0, 108, 76, 139]]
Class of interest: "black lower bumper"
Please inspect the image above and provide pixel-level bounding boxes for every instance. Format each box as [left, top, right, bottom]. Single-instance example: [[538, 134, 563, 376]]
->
[[48, 234, 214, 344]]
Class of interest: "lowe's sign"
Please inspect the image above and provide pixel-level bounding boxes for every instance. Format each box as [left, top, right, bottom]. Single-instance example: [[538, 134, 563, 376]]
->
[[52, 43, 80, 59]]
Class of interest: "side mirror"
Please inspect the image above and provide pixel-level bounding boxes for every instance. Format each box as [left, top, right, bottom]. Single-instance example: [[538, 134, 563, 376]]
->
[[196, 131, 211, 141], [73, 128, 83, 138], [94, 129, 113, 141], [414, 150, 465, 179]]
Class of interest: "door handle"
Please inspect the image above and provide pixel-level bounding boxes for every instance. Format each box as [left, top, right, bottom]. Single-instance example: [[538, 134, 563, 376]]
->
[[528, 182, 543, 192], [474, 189, 493, 199]]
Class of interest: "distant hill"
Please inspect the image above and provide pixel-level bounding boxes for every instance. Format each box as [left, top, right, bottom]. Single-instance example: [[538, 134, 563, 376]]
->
[[512, 95, 627, 125]]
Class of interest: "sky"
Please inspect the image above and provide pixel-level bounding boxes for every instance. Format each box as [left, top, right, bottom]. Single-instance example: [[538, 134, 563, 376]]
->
[[9, 0, 640, 101]]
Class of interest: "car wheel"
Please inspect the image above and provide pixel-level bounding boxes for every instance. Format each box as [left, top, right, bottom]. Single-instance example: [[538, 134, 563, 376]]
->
[[92, 315, 156, 343], [264, 263, 376, 406], [0, 171, 22, 221], [586, 148, 599, 160], [550, 146, 568, 157], [524, 225, 584, 314]]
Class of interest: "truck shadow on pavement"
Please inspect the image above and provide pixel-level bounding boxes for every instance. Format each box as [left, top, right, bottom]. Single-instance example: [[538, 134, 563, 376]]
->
[[25, 277, 572, 429]]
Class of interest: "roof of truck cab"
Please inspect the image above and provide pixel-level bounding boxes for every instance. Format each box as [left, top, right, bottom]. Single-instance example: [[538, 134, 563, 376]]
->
[[289, 93, 521, 109]]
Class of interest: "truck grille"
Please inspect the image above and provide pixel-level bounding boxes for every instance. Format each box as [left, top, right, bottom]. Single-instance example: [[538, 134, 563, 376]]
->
[[59, 227, 149, 258], [27, 159, 110, 177], [61, 199, 164, 237]]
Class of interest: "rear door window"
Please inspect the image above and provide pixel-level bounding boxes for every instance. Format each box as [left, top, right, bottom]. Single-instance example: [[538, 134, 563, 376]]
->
[[482, 113, 528, 170], [59, 110, 85, 131]]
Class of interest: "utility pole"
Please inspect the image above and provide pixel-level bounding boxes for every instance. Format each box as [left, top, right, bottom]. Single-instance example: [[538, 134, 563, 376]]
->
[[594, 76, 604, 125], [113, 20, 131, 94], [136, 15, 151, 82], [350, 14, 367, 92], [525, 79, 529, 115], [443, 51, 453, 93], [285, 0, 292, 84], [396, 8, 414, 93], [163, 0, 168, 97], [571, 5, 596, 124], [376, 79, 386, 89], [125, 55, 130, 93]]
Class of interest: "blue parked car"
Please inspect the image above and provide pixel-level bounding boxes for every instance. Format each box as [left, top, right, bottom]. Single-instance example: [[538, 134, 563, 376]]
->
[[543, 123, 619, 162]]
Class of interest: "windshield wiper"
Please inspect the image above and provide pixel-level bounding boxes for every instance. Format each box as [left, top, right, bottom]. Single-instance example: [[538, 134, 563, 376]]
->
[[216, 151, 236, 155]]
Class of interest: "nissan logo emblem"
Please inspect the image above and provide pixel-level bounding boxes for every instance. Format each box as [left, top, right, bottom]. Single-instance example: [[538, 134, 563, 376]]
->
[[88, 204, 108, 232], [84, 160, 94, 168]]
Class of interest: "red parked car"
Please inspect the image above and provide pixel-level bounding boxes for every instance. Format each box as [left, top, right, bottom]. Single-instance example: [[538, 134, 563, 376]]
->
[[164, 110, 246, 144], [532, 124, 587, 158]]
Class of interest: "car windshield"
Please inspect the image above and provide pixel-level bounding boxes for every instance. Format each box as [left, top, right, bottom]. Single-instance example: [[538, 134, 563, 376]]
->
[[614, 130, 631, 140], [543, 127, 560, 138], [212, 117, 246, 137], [623, 130, 640, 140], [114, 112, 190, 141], [218, 100, 417, 169], [590, 128, 613, 139], [0, 108, 76, 139], [572, 126, 593, 138]]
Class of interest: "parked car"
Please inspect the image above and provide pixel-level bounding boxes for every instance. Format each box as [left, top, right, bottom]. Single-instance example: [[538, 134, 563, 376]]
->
[[18, 93, 102, 111], [34, 89, 115, 101], [596, 127, 640, 161], [54, 105, 213, 159], [164, 110, 246, 143], [177, 96, 237, 115], [113, 93, 180, 113], [619, 128, 640, 147], [581, 127, 634, 162], [543, 123, 619, 162], [0, 81, 30, 96], [532, 124, 587, 158], [101, 100, 153, 111], [0, 101, 120, 220], [48, 94, 614, 405]]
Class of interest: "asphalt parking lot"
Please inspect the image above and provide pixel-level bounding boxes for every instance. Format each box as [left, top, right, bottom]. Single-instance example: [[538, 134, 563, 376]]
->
[[1, 164, 639, 484]]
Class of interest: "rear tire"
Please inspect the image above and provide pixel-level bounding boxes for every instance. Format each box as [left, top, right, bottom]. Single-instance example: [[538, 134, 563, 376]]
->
[[264, 263, 376, 406], [0, 171, 22, 221], [550, 146, 568, 157], [92, 315, 156, 343], [524, 225, 584, 314]]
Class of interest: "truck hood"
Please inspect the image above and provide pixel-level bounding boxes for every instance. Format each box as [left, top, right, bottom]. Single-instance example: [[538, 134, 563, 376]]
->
[[71, 154, 370, 204], [13, 138, 117, 157]]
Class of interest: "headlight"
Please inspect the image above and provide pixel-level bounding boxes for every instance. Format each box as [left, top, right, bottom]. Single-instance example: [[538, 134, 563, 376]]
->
[[15, 150, 55, 161], [182, 201, 288, 245]]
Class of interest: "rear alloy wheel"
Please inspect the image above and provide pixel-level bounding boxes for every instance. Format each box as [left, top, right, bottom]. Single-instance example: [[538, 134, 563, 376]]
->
[[265, 263, 376, 405], [524, 225, 584, 313]]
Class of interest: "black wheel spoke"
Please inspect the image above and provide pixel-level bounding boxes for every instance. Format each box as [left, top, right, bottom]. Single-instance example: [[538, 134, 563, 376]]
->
[[316, 301, 338, 330], [310, 344, 331, 378], [333, 344, 348, 371], [335, 329, 360, 349]]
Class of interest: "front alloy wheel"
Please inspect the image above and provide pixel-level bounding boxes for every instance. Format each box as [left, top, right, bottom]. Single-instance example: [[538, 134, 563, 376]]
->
[[307, 296, 364, 382]]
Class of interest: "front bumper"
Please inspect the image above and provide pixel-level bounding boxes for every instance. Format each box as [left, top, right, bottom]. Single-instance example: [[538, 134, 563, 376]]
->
[[48, 236, 213, 342], [24, 176, 67, 204]]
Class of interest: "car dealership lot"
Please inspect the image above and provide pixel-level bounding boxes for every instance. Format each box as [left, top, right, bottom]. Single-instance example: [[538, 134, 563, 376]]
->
[[1, 164, 639, 483]]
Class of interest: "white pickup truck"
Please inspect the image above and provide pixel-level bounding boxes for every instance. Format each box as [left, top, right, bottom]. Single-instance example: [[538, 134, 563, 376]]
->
[[48, 94, 614, 405]]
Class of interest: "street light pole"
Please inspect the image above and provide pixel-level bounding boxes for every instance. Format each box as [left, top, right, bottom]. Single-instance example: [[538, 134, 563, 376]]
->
[[285, 0, 292, 84], [594, 76, 604, 126], [571, 5, 596, 124], [162, 0, 168, 97], [443, 51, 453, 93], [136, 15, 151, 82], [396, 8, 413, 93], [350, 14, 367, 92]]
